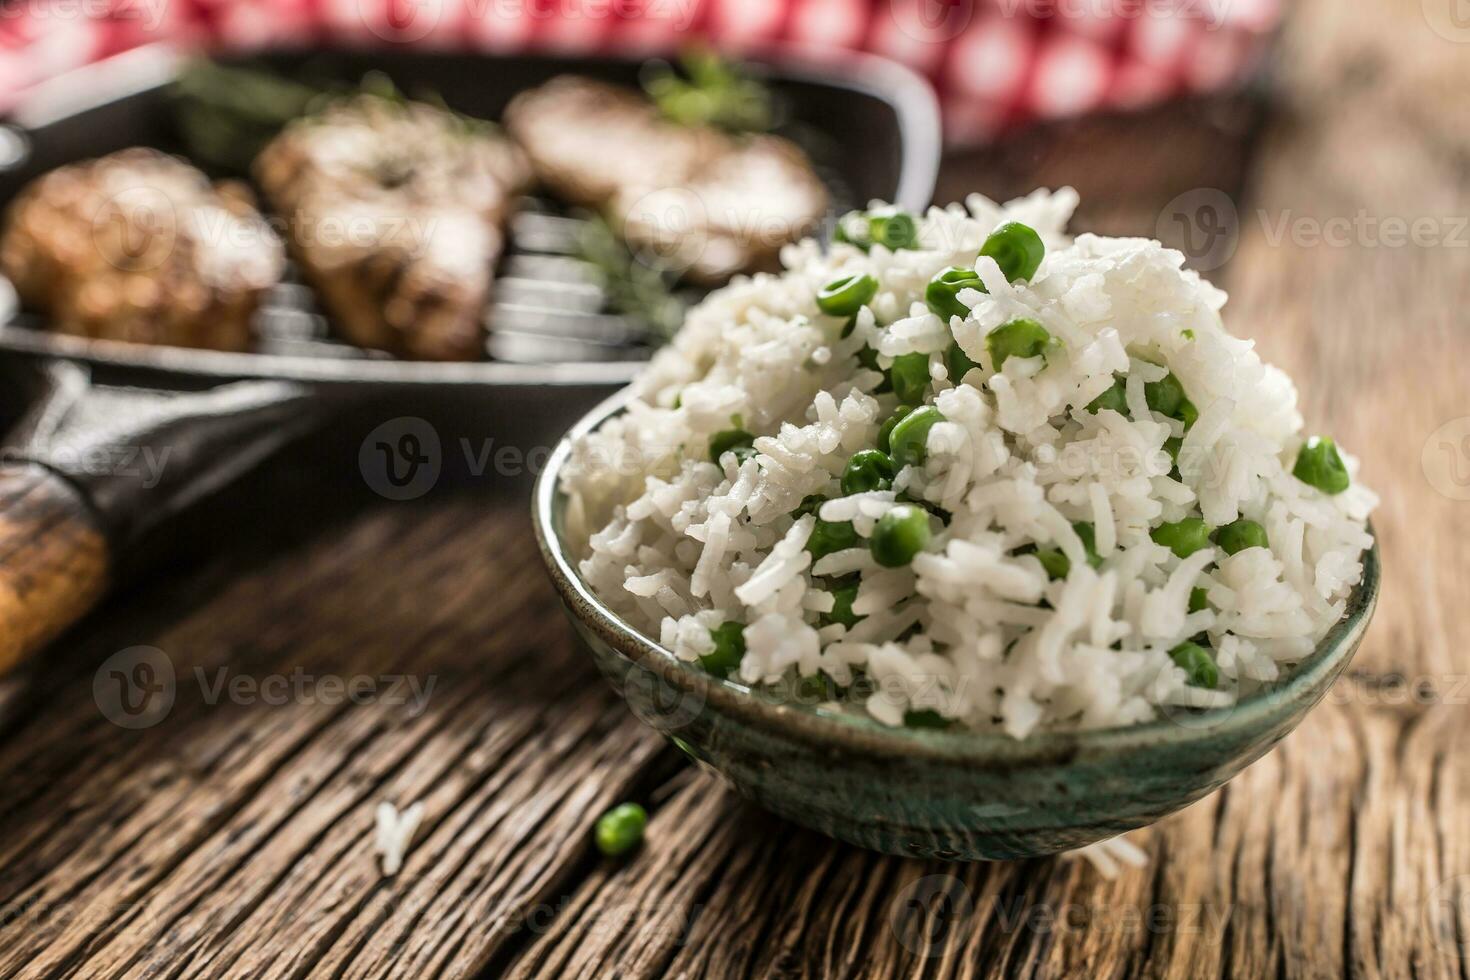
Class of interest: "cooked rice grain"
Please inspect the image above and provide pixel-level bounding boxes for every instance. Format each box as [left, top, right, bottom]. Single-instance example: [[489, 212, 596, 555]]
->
[[563, 189, 1376, 738]]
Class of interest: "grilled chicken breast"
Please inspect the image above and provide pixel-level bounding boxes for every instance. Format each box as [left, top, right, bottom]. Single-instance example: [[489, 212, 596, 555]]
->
[[1, 148, 284, 351], [505, 76, 827, 284], [255, 96, 529, 361]]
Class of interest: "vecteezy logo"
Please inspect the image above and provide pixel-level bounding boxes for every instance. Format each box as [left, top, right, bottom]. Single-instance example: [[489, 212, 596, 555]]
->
[[1156, 188, 1240, 272], [1424, 874, 1470, 956], [362, 0, 445, 43], [1422, 417, 1470, 501], [93, 646, 175, 729], [91, 186, 178, 273], [622, 664, 707, 734], [891, 0, 974, 42], [619, 187, 710, 276], [1424, 0, 1470, 42], [360, 417, 441, 501], [889, 873, 975, 956]]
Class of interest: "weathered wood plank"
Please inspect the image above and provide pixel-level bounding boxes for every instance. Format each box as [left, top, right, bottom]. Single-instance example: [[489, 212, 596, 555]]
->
[[0, 1, 1464, 976]]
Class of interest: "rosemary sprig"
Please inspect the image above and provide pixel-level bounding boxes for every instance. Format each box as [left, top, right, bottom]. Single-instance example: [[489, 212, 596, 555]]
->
[[171, 60, 496, 173], [575, 214, 687, 342], [641, 49, 775, 134]]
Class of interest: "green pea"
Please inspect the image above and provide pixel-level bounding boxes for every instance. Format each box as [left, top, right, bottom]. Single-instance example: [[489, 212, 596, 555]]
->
[[841, 449, 896, 495], [1151, 518, 1212, 558], [1214, 518, 1268, 555], [594, 802, 648, 857], [1087, 377, 1128, 415], [946, 342, 978, 384], [902, 709, 952, 729], [925, 266, 986, 320], [795, 671, 843, 702], [1144, 373, 1183, 417], [700, 621, 746, 677], [832, 210, 871, 249], [986, 318, 1052, 370], [870, 210, 919, 250], [887, 352, 932, 405], [817, 273, 878, 317], [832, 209, 919, 252], [897, 490, 952, 526], [795, 494, 826, 518], [1189, 586, 1210, 613], [808, 517, 859, 561], [980, 221, 1045, 283], [888, 406, 944, 468], [1163, 436, 1183, 466], [877, 406, 914, 454], [822, 579, 863, 629], [709, 428, 755, 463], [1035, 522, 1102, 580], [1169, 641, 1218, 689], [1293, 437, 1350, 495], [1073, 522, 1104, 568], [871, 504, 931, 567], [1034, 548, 1070, 580], [1177, 398, 1199, 430]]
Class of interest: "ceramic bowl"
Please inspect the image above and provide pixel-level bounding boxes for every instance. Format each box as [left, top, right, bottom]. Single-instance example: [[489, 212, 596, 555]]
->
[[532, 391, 1380, 860]]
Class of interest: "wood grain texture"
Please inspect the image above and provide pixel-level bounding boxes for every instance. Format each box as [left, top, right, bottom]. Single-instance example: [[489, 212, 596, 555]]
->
[[0, 0, 1466, 976], [0, 462, 108, 674]]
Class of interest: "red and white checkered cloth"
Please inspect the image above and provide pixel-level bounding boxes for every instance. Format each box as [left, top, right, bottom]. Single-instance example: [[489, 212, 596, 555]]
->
[[0, 0, 1278, 144]]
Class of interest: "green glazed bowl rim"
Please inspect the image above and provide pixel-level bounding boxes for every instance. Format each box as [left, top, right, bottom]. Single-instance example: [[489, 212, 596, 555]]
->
[[533, 389, 1381, 764]]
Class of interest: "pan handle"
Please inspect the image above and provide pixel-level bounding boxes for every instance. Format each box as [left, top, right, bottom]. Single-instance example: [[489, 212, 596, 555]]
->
[[0, 461, 108, 673]]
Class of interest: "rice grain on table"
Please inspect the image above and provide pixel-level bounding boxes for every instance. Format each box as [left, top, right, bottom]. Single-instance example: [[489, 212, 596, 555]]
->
[[563, 189, 1377, 738]]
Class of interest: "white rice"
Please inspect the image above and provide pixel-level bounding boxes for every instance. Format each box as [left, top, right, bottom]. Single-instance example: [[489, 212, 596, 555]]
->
[[563, 189, 1377, 738], [374, 800, 425, 877]]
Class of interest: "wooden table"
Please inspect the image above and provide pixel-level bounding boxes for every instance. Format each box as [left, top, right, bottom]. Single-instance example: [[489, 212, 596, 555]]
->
[[2, 1, 1467, 975]]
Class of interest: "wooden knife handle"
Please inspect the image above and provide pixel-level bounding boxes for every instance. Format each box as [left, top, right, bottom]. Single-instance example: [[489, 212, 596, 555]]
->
[[0, 463, 109, 673]]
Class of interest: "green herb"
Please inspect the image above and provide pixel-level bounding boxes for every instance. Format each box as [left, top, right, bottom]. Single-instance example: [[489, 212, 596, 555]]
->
[[171, 59, 323, 172], [642, 48, 774, 133], [575, 214, 688, 341]]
